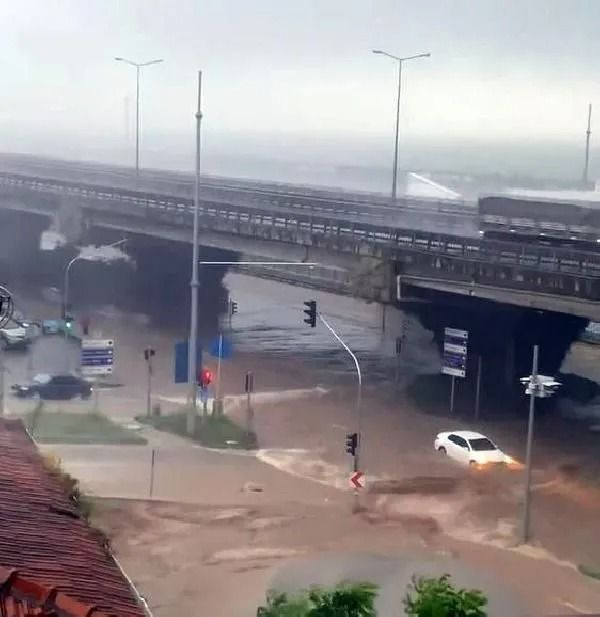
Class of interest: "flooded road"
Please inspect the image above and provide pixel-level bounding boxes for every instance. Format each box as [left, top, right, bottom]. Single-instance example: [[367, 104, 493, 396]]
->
[[222, 272, 440, 386]]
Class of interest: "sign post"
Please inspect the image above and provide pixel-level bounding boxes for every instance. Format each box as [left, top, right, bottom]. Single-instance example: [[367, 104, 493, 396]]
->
[[244, 371, 254, 435], [441, 328, 468, 414], [395, 336, 402, 383], [144, 347, 155, 417], [474, 355, 482, 420], [215, 334, 223, 400]]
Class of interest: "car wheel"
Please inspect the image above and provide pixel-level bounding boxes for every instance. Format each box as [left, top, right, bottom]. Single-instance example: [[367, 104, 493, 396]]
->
[[438, 446, 447, 455], [469, 460, 477, 466]]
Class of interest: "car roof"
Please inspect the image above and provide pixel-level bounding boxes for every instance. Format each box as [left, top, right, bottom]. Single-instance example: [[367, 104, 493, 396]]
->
[[440, 430, 488, 440]]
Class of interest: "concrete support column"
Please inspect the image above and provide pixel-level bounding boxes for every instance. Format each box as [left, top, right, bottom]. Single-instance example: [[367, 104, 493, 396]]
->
[[504, 334, 516, 388]]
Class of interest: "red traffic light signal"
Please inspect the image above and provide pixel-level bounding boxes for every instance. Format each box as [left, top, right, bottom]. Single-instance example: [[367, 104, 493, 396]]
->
[[199, 369, 213, 387]]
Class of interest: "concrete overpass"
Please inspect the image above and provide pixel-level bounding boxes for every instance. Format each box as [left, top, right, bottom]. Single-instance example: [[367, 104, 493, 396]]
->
[[3, 153, 600, 400], [0, 154, 600, 321]]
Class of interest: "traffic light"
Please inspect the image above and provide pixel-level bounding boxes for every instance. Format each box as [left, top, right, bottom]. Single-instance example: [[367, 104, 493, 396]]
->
[[230, 301, 238, 315], [64, 315, 73, 330], [303, 300, 317, 327], [144, 347, 155, 361], [199, 368, 213, 387], [345, 432, 358, 456]]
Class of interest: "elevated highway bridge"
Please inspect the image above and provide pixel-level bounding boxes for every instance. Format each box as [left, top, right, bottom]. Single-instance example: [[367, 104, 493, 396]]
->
[[1, 153, 598, 394], [0, 154, 598, 321]]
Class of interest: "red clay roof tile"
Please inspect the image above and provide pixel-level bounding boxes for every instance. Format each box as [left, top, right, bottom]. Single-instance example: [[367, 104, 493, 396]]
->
[[0, 419, 144, 617]]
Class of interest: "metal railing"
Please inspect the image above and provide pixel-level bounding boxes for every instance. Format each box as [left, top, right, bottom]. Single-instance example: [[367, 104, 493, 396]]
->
[[2, 173, 600, 279]]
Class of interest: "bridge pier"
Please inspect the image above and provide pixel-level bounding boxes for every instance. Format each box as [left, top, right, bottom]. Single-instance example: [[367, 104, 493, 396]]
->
[[400, 285, 587, 415]]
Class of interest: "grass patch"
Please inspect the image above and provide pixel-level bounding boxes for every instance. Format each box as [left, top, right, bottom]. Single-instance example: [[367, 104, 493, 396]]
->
[[578, 564, 600, 580], [136, 410, 257, 449], [27, 410, 147, 445]]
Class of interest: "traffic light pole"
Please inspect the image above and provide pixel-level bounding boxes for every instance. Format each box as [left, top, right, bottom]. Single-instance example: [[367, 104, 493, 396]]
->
[[317, 313, 363, 501]]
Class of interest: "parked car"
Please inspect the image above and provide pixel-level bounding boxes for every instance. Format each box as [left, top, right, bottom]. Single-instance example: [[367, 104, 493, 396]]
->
[[12, 374, 92, 400], [434, 430, 516, 467], [0, 325, 30, 350]]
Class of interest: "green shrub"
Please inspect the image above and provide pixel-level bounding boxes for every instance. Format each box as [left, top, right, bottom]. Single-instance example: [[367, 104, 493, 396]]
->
[[136, 410, 257, 449], [256, 583, 378, 617], [403, 574, 487, 617]]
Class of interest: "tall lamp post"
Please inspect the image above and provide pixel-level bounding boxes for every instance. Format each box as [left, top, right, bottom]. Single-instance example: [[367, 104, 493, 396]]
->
[[187, 70, 203, 436], [372, 49, 430, 200], [114, 57, 164, 176]]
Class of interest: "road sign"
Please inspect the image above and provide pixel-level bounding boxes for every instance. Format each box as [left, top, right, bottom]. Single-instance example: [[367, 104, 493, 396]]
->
[[174, 340, 203, 384], [81, 339, 114, 376], [209, 336, 233, 359], [442, 327, 468, 378], [350, 471, 364, 489]]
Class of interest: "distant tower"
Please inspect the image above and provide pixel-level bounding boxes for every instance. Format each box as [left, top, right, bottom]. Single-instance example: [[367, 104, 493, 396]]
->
[[124, 96, 130, 142], [583, 103, 592, 187]]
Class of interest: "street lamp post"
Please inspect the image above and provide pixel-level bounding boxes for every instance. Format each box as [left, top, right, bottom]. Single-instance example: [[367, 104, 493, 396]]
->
[[187, 70, 203, 436], [114, 57, 164, 176], [62, 239, 128, 320], [372, 49, 430, 200]]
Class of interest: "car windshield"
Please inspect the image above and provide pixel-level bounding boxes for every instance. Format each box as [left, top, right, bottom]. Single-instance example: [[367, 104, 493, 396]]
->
[[469, 437, 497, 451], [32, 374, 51, 384]]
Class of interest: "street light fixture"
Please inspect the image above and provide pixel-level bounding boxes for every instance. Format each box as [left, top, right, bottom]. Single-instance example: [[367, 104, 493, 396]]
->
[[372, 49, 430, 200], [62, 239, 128, 320], [114, 56, 164, 176]]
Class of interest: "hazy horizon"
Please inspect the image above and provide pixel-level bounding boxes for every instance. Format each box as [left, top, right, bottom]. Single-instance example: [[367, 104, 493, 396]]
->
[[2, 1, 599, 190]]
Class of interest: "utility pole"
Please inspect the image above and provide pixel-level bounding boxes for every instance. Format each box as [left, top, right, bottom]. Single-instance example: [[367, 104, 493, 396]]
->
[[144, 347, 155, 417], [124, 95, 130, 142], [522, 344, 539, 543], [474, 355, 482, 420], [245, 371, 254, 435], [187, 70, 203, 436], [583, 103, 593, 187]]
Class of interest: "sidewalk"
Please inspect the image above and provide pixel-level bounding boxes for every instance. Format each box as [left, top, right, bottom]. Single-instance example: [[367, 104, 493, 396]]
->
[[40, 426, 339, 508]]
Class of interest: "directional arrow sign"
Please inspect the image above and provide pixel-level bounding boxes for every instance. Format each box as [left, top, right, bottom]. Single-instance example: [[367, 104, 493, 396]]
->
[[350, 471, 364, 489]]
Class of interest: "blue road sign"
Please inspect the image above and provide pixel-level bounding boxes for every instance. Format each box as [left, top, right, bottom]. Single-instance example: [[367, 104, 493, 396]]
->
[[174, 340, 203, 384], [442, 327, 468, 378], [81, 339, 114, 376], [209, 336, 233, 360]]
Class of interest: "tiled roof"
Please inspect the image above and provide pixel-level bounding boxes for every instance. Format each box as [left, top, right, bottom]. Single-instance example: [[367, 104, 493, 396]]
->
[[0, 418, 144, 617]]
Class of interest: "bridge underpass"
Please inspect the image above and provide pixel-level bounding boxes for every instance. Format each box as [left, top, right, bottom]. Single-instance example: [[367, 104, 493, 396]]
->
[[1, 159, 600, 412]]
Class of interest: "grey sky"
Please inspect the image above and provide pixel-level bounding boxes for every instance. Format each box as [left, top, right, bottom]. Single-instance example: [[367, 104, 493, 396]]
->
[[1, 1, 599, 162]]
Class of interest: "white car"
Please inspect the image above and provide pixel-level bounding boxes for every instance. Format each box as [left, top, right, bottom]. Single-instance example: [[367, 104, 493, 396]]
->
[[434, 430, 515, 467]]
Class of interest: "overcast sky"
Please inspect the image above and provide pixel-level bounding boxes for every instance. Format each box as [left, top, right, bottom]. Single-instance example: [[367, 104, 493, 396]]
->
[[1, 1, 599, 176]]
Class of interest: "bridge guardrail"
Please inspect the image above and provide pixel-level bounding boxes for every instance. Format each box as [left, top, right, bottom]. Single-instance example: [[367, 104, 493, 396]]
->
[[2, 173, 600, 280], [0, 163, 475, 220]]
